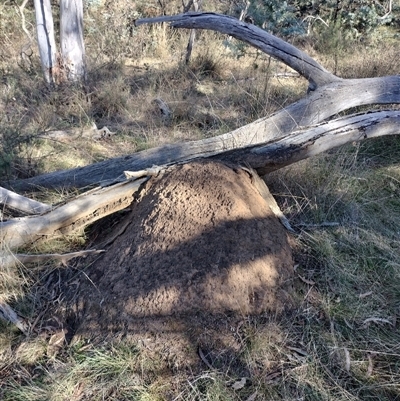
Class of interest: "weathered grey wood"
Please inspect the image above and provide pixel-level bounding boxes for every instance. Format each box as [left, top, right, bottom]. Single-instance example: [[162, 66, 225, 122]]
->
[[7, 108, 400, 194], [33, 0, 57, 84], [60, 0, 86, 81], [0, 302, 28, 334], [221, 110, 400, 174], [241, 165, 294, 232], [1, 177, 148, 251], [0, 187, 52, 215], [8, 12, 399, 191], [135, 12, 339, 90]]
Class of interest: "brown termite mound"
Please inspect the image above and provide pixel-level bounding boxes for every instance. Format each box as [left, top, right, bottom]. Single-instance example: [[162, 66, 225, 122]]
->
[[74, 160, 294, 337]]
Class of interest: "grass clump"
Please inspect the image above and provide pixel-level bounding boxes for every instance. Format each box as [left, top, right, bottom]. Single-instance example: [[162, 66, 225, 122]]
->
[[264, 136, 400, 399], [3, 342, 163, 401]]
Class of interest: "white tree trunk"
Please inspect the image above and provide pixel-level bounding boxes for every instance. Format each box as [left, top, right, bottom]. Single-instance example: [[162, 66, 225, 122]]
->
[[60, 0, 86, 81], [33, 0, 57, 85]]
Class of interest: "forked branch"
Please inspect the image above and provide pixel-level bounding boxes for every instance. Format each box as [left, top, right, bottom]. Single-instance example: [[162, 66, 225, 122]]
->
[[8, 13, 400, 191], [135, 12, 339, 90]]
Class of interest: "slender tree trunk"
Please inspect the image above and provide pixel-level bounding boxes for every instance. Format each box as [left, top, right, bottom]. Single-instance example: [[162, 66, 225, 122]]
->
[[185, 0, 201, 65], [60, 0, 86, 82], [33, 0, 57, 85]]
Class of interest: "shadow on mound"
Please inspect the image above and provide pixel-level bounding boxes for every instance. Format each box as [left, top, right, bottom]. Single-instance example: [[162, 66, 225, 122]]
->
[[63, 160, 294, 341]]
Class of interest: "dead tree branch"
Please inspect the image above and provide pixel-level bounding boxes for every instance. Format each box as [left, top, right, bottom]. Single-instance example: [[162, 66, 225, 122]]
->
[[0, 187, 52, 215], [1, 110, 399, 257], [6, 13, 399, 191], [1, 177, 149, 251], [135, 12, 339, 90]]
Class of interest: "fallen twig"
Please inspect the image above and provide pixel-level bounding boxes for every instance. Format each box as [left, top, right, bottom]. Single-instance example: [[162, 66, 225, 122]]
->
[[1, 249, 105, 269], [198, 347, 214, 370], [0, 301, 29, 334], [362, 317, 394, 327], [297, 222, 340, 228]]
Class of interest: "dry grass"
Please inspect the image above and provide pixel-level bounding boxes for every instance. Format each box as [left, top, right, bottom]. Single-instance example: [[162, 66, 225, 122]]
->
[[264, 136, 400, 400], [1, 1, 400, 400]]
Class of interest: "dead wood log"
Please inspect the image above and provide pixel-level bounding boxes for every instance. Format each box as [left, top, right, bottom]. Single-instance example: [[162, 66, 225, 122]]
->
[[0, 186, 52, 215], [221, 110, 400, 174], [0, 177, 148, 252], [7, 108, 400, 192], [1, 111, 399, 258], [6, 13, 400, 192], [38, 123, 116, 142]]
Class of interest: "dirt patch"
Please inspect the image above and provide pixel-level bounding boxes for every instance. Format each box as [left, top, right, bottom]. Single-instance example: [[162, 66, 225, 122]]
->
[[71, 160, 294, 338]]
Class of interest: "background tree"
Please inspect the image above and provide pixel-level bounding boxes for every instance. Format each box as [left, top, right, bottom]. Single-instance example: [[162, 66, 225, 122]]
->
[[245, 0, 396, 39], [60, 0, 86, 82], [33, 0, 86, 85], [33, 0, 57, 85]]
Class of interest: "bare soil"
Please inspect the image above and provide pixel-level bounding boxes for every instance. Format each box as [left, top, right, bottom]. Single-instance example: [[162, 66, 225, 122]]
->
[[55, 161, 294, 363]]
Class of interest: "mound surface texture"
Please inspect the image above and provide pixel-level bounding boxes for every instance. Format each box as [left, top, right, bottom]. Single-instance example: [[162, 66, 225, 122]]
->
[[77, 161, 293, 333]]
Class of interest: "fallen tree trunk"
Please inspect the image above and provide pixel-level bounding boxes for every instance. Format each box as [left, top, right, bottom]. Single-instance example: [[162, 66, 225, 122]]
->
[[2, 110, 399, 261], [221, 110, 400, 174], [6, 13, 400, 191], [7, 106, 400, 192]]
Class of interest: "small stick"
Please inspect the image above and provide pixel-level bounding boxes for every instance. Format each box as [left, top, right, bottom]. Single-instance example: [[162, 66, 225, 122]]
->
[[198, 347, 214, 370], [0, 301, 28, 334], [362, 317, 393, 327], [1, 249, 105, 269], [124, 165, 166, 179], [297, 222, 340, 228]]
